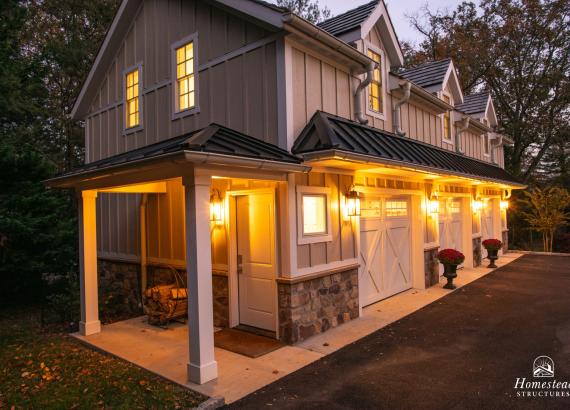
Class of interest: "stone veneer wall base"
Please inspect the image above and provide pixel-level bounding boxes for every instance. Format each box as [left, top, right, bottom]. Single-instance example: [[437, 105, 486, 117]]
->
[[278, 268, 359, 344], [472, 237, 482, 267], [424, 247, 440, 288]]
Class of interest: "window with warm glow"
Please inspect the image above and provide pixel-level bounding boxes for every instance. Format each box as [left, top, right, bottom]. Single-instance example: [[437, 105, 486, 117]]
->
[[125, 69, 140, 128], [176, 42, 195, 112], [442, 94, 451, 140], [484, 134, 490, 155], [386, 200, 408, 217], [302, 194, 327, 235], [449, 200, 461, 214], [367, 49, 383, 113]]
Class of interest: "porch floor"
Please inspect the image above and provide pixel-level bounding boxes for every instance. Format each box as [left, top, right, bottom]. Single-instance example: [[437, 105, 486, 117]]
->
[[73, 252, 522, 404]]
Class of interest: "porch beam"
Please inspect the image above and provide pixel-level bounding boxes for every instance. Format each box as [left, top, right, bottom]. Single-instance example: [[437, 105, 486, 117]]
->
[[97, 181, 167, 194], [183, 173, 218, 384], [78, 190, 101, 336]]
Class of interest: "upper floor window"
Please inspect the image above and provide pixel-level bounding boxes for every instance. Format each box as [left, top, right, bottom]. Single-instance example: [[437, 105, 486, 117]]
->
[[484, 134, 490, 155], [175, 41, 196, 112], [125, 68, 140, 129], [442, 94, 452, 141], [367, 49, 383, 114]]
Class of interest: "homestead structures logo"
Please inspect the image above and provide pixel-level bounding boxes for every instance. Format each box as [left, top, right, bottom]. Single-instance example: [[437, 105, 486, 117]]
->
[[514, 356, 570, 398], [533, 356, 554, 378]]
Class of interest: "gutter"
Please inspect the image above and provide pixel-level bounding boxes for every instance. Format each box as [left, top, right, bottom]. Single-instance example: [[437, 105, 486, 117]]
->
[[393, 81, 412, 135], [298, 149, 526, 188], [282, 13, 374, 72]]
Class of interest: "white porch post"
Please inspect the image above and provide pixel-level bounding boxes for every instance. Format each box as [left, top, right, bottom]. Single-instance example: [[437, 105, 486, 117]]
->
[[182, 173, 218, 385], [78, 190, 101, 336]]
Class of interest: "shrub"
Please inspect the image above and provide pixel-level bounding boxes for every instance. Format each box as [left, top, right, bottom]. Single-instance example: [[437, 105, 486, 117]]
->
[[437, 249, 465, 265], [482, 239, 502, 250]]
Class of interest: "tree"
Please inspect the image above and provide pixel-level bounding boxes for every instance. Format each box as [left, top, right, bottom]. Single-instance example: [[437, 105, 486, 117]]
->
[[519, 187, 570, 252], [275, 0, 331, 23], [405, 0, 570, 182]]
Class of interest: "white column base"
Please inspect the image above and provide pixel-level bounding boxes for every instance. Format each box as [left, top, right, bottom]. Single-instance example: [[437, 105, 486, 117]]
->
[[188, 360, 218, 384], [79, 320, 101, 336]]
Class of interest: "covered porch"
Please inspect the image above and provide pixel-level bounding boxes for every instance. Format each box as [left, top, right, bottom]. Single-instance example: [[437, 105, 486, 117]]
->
[[47, 125, 309, 386]]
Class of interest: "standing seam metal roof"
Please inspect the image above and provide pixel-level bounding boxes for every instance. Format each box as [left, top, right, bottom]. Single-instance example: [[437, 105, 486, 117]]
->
[[292, 111, 522, 186]]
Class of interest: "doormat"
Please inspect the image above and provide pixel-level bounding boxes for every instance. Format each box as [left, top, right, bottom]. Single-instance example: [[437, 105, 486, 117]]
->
[[214, 328, 285, 358]]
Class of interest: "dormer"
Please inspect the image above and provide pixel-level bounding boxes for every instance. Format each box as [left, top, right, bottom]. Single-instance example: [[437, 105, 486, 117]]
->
[[456, 92, 498, 128], [399, 59, 464, 104]]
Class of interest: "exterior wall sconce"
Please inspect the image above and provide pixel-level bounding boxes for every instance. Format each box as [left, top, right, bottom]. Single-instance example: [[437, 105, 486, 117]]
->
[[428, 198, 439, 215], [500, 200, 509, 210], [345, 189, 361, 217], [472, 200, 483, 213], [210, 189, 224, 224]]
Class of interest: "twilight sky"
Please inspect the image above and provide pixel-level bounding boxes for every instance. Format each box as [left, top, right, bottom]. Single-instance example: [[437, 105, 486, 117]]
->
[[289, 0, 465, 45]]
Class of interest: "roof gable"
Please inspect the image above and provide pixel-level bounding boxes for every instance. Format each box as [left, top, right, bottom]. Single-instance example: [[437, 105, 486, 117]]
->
[[400, 58, 463, 103], [317, 1, 403, 68], [456, 92, 498, 126], [292, 111, 521, 186]]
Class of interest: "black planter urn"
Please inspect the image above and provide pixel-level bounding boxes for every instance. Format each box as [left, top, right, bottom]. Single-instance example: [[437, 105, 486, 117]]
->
[[442, 264, 458, 290], [487, 249, 499, 268]]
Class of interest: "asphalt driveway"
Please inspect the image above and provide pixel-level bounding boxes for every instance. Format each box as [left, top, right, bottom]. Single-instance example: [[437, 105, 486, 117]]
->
[[228, 255, 570, 409]]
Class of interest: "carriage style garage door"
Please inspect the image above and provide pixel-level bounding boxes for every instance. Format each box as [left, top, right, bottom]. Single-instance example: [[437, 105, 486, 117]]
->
[[438, 198, 463, 274], [359, 196, 412, 307]]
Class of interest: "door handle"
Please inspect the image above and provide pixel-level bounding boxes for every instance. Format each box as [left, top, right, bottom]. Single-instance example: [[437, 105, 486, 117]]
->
[[237, 254, 243, 274]]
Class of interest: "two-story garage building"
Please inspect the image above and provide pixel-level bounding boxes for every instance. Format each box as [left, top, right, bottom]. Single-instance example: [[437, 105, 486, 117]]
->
[[48, 0, 523, 384]]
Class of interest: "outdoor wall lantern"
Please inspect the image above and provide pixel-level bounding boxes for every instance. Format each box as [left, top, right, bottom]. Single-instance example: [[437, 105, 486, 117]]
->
[[345, 189, 361, 217], [210, 189, 224, 224], [428, 195, 440, 215], [500, 200, 509, 210], [472, 200, 483, 213]]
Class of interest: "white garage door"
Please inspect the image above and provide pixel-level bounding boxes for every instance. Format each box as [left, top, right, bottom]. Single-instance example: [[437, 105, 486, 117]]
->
[[359, 197, 412, 307], [438, 198, 463, 274]]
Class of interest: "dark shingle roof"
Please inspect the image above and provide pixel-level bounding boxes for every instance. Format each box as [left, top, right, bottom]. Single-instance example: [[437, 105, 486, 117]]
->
[[60, 124, 301, 176], [399, 59, 451, 88], [317, 0, 379, 36], [292, 111, 522, 186], [456, 92, 489, 115]]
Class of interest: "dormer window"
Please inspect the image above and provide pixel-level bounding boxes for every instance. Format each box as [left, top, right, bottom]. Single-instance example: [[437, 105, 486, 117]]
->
[[442, 94, 452, 141], [172, 34, 199, 118], [366, 47, 384, 115], [124, 65, 142, 131], [484, 134, 490, 155]]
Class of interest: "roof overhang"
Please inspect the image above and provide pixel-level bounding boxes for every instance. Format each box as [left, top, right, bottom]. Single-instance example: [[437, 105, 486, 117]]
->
[[390, 75, 452, 115], [455, 116, 492, 135], [46, 150, 310, 190], [283, 13, 375, 74], [298, 149, 525, 189]]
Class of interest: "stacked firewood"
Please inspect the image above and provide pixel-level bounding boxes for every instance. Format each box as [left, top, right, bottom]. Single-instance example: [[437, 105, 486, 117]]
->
[[143, 284, 188, 325]]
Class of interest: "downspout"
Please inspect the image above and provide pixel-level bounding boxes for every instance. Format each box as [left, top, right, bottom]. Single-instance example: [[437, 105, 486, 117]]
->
[[455, 116, 469, 154], [490, 134, 503, 164], [139, 193, 148, 306], [354, 61, 376, 124], [392, 81, 412, 136]]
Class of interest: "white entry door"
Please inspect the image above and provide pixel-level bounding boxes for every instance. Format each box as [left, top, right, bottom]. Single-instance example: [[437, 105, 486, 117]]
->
[[359, 196, 412, 307], [438, 199, 463, 274], [236, 193, 276, 331], [481, 199, 494, 259]]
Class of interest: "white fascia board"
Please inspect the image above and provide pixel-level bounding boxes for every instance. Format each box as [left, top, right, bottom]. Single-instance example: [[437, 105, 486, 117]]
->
[[486, 96, 498, 127], [360, 1, 404, 68], [71, 0, 143, 120], [442, 60, 464, 104]]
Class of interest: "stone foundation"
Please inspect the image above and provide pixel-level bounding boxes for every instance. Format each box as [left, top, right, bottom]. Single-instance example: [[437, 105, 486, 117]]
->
[[277, 268, 359, 344], [472, 237, 482, 267], [502, 230, 509, 254], [424, 247, 440, 287], [212, 274, 229, 328], [98, 259, 143, 321]]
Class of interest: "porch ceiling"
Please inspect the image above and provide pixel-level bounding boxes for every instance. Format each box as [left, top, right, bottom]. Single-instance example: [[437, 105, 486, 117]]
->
[[292, 111, 525, 188]]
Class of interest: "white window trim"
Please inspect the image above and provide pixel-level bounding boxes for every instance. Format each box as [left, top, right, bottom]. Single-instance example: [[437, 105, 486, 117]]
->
[[439, 91, 454, 145], [296, 186, 332, 245], [122, 62, 144, 135], [364, 42, 386, 121], [171, 32, 200, 120]]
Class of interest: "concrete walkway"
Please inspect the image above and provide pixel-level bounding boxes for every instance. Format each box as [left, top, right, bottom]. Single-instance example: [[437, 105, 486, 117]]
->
[[228, 254, 570, 409], [74, 253, 523, 404]]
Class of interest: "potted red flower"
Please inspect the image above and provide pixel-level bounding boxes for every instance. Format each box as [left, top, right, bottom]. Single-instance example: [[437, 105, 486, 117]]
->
[[482, 239, 502, 268], [437, 248, 465, 290]]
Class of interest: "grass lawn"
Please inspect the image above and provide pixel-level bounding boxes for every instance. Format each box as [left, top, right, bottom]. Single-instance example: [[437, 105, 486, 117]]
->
[[0, 308, 207, 409]]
